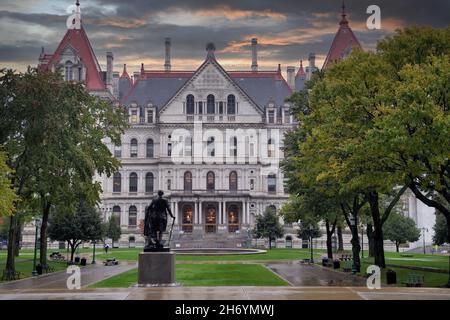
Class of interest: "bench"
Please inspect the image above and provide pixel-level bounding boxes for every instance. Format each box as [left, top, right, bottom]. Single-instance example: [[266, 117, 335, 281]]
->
[[42, 264, 55, 273], [49, 252, 66, 261], [403, 274, 424, 287], [342, 260, 353, 272], [1, 269, 21, 281], [103, 258, 119, 266], [339, 254, 353, 261]]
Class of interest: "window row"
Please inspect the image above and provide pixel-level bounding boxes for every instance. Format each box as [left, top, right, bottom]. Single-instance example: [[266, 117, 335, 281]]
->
[[112, 171, 277, 193], [112, 206, 137, 227], [186, 94, 236, 115], [114, 139, 154, 158]]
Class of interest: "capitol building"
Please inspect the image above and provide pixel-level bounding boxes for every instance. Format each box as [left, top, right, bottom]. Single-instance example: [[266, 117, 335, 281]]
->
[[29, 1, 435, 250]]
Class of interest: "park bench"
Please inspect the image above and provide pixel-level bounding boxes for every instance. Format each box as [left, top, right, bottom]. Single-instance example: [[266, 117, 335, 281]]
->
[[403, 274, 424, 287], [342, 260, 353, 272], [42, 264, 55, 273], [339, 254, 353, 261], [1, 269, 21, 281], [103, 258, 119, 266], [49, 252, 66, 261]]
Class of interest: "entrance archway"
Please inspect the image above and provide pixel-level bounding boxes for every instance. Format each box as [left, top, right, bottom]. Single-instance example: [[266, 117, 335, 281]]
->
[[182, 204, 193, 233], [228, 204, 240, 233], [205, 204, 217, 233]]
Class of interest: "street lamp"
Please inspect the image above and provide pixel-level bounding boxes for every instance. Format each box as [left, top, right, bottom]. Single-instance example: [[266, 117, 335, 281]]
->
[[422, 227, 428, 255], [32, 218, 42, 277], [92, 240, 96, 264]]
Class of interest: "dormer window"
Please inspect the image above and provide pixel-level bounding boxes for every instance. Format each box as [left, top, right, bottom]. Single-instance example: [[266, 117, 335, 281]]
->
[[268, 110, 275, 124], [147, 109, 154, 123], [186, 95, 195, 114], [227, 95, 236, 114], [65, 61, 73, 81]]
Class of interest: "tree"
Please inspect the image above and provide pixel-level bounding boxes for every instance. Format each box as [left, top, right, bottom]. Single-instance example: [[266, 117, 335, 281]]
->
[[48, 200, 104, 262], [105, 215, 121, 246], [433, 212, 449, 246], [254, 208, 284, 249], [0, 68, 128, 273], [0, 150, 18, 217], [297, 220, 321, 241], [383, 213, 421, 252]]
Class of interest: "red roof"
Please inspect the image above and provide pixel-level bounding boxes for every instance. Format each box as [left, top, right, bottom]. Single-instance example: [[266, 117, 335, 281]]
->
[[42, 27, 106, 91], [322, 7, 361, 69], [295, 60, 306, 78], [120, 64, 131, 79]]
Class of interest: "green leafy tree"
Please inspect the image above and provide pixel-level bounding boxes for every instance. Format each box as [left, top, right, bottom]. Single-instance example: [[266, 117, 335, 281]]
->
[[383, 213, 421, 252], [433, 213, 449, 246], [254, 208, 284, 249], [0, 151, 18, 217], [48, 200, 104, 262], [0, 68, 128, 273], [105, 215, 122, 246]]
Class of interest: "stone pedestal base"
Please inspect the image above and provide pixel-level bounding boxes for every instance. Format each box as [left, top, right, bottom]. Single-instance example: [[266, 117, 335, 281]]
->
[[138, 252, 175, 285]]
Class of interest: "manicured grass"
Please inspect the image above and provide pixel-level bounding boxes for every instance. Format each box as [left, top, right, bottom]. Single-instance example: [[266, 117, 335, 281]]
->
[[361, 253, 450, 271], [0, 255, 68, 281], [89, 264, 289, 288], [95, 248, 324, 262]]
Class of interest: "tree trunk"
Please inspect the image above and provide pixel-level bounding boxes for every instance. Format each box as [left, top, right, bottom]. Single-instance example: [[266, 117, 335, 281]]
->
[[350, 225, 361, 272], [39, 201, 51, 268], [368, 192, 386, 268], [70, 242, 75, 263], [446, 215, 450, 287], [325, 219, 336, 259], [396, 243, 400, 253], [268, 238, 272, 250], [5, 215, 18, 275], [337, 226, 344, 251], [14, 225, 22, 257], [367, 223, 375, 257]]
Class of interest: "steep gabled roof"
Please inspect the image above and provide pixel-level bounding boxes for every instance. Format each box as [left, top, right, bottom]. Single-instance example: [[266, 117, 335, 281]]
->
[[42, 27, 106, 91], [322, 4, 362, 69]]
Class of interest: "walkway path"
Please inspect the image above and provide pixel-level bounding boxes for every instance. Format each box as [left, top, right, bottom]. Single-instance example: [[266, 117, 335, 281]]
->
[[266, 262, 366, 287], [0, 262, 136, 291], [0, 286, 449, 300]]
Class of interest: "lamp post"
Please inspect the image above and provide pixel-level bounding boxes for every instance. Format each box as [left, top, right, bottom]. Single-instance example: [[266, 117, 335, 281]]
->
[[32, 218, 42, 277], [422, 227, 428, 255]]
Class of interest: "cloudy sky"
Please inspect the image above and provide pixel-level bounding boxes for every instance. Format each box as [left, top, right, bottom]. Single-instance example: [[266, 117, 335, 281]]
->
[[0, 0, 449, 76]]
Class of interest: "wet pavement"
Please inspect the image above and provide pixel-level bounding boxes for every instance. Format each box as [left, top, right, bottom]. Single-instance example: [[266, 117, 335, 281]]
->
[[1, 286, 450, 300], [266, 262, 366, 287], [0, 262, 137, 291]]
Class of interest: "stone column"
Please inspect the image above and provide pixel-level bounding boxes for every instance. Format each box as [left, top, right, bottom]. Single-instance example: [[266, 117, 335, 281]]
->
[[195, 201, 199, 224], [223, 202, 227, 224], [219, 201, 223, 224], [199, 201, 203, 224]]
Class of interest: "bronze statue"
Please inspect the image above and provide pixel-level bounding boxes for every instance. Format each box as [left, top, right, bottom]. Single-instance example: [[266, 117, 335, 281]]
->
[[144, 190, 175, 250]]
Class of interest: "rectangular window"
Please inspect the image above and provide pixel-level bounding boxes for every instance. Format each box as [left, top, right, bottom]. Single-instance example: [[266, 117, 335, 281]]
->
[[198, 102, 203, 114], [147, 110, 154, 123], [167, 179, 172, 190], [268, 174, 277, 193], [268, 110, 275, 124], [167, 143, 172, 157], [284, 110, 290, 123], [130, 109, 138, 124], [250, 179, 255, 191]]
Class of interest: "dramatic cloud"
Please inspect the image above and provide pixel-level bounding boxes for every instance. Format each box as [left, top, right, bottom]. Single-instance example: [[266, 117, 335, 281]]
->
[[0, 0, 448, 74]]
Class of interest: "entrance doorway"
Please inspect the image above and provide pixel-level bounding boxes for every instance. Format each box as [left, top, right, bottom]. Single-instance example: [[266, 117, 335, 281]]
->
[[205, 204, 217, 233], [182, 204, 194, 233]]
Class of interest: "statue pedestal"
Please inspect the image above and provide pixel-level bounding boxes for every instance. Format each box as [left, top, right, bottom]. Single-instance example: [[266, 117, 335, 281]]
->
[[138, 252, 175, 285]]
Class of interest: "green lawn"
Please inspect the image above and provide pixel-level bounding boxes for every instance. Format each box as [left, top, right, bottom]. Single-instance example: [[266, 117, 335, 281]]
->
[[95, 248, 324, 262], [0, 255, 68, 281], [89, 264, 289, 288]]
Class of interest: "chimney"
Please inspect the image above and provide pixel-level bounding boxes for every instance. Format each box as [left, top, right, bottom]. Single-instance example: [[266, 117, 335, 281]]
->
[[164, 38, 171, 72], [251, 38, 258, 71], [106, 52, 114, 92], [133, 71, 140, 83], [307, 52, 316, 80], [286, 66, 295, 90]]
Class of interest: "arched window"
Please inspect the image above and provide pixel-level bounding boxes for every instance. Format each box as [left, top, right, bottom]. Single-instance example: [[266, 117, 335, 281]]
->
[[268, 174, 277, 193], [186, 94, 195, 114], [229, 171, 238, 191], [114, 144, 122, 158], [146, 139, 154, 158], [112, 206, 121, 227], [113, 172, 121, 193], [128, 206, 137, 227], [129, 172, 138, 192], [207, 94, 215, 114], [227, 94, 236, 114], [206, 171, 215, 191], [267, 139, 275, 157], [207, 137, 215, 157], [65, 61, 73, 81], [145, 172, 154, 193], [230, 137, 237, 157], [130, 139, 138, 158], [129, 236, 136, 248], [267, 205, 277, 213], [184, 171, 192, 192]]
